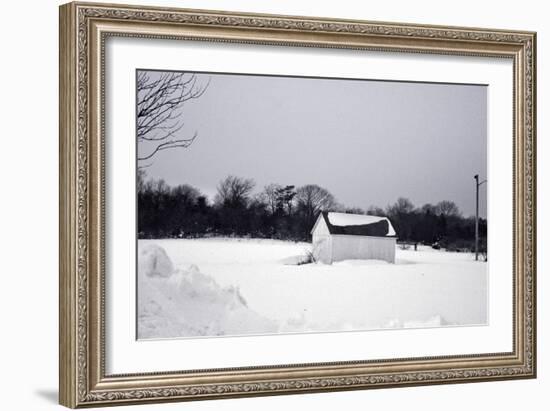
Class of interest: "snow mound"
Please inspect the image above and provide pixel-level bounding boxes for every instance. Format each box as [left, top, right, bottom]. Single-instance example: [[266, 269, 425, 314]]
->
[[139, 244, 174, 278], [327, 212, 396, 236], [280, 254, 311, 265], [138, 244, 277, 339]]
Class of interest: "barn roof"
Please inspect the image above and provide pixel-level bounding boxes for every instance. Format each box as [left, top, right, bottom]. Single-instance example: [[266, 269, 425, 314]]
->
[[311, 212, 397, 237]]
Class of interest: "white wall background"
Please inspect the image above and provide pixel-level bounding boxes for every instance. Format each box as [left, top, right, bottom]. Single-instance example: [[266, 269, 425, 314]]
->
[[0, 0, 546, 410]]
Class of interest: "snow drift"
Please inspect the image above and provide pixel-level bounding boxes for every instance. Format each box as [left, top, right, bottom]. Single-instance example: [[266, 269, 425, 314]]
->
[[138, 244, 277, 339]]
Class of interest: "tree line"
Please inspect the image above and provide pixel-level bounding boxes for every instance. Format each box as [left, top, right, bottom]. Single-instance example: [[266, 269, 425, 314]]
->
[[137, 172, 487, 252]]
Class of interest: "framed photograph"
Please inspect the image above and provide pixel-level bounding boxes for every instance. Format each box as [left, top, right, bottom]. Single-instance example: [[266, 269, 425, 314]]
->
[[59, 2, 537, 408]]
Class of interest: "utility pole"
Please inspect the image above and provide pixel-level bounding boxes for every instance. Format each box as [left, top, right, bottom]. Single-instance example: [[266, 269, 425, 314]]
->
[[474, 174, 487, 261]]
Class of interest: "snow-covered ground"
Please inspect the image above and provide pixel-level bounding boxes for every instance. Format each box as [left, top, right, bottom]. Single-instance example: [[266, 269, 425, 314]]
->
[[137, 238, 487, 339]]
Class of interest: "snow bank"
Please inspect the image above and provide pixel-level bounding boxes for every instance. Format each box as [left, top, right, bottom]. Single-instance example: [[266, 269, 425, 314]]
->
[[327, 212, 396, 236], [279, 254, 312, 266], [139, 244, 174, 278], [138, 244, 277, 339]]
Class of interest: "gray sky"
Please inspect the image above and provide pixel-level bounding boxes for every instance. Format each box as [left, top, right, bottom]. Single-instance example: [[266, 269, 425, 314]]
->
[[139, 70, 487, 217]]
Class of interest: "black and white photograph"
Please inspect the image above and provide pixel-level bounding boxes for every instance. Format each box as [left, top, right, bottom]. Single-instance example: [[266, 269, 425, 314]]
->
[[136, 69, 488, 340], [51, 1, 539, 408]]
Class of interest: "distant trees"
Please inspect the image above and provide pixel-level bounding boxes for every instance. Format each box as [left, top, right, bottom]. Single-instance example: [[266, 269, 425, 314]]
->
[[344, 207, 366, 215], [386, 197, 415, 240], [215, 175, 255, 208], [382, 198, 485, 252], [261, 183, 282, 215], [295, 184, 337, 229], [435, 200, 460, 218], [276, 185, 297, 215], [366, 205, 386, 216], [136, 71, 209, 167], [138, 176, 336, 240], [388, 197, 415, 215], [137, 174, 487, 252]]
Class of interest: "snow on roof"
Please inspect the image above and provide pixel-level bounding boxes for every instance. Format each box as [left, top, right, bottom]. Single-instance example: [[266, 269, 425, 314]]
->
[[314, 212, 396, 237], [328, 212, 385, 227]]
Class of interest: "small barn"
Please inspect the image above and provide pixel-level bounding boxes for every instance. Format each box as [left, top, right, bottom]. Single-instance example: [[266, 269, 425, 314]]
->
[[310, 212, 397, 264]]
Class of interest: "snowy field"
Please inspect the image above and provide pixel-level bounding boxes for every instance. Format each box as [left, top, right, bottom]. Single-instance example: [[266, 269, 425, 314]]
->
[[137, 238, 487, 339]]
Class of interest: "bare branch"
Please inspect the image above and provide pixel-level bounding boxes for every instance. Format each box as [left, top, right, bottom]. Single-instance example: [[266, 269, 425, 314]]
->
[[136, 70, 209, 164], [137, 132, 198, 162]]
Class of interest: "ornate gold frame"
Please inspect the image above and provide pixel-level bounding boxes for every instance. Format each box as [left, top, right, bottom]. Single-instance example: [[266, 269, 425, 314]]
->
[[59, 2, 536, 408]]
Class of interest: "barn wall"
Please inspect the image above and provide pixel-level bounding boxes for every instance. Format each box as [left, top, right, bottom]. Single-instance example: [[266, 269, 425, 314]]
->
[[312, 234, 332, 263], [312, 216, 330, 236], [331, 235, 396, 263], [311, 217, 333, 263]]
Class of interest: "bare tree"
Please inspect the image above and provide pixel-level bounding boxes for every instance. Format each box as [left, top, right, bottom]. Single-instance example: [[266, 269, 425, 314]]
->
[[171, 184, 202, 207], [151, 179, 170, 197], [137, 168, 147, 194], [261, 183, 283, 215], [344, 207, 365, 215], [386, 197, 415, 216], [366, 205, 386, 216], [137, 71, 209, 166], [386, 197, 415, 241], [215, 176, 256, 208], [435, 200, 461, 217], [420, 203, 437, 215], [296, 184, 336, 226]]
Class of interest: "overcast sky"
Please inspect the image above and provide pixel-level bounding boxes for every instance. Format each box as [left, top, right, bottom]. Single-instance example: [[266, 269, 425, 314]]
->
[[139, 70, 487, 217]]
